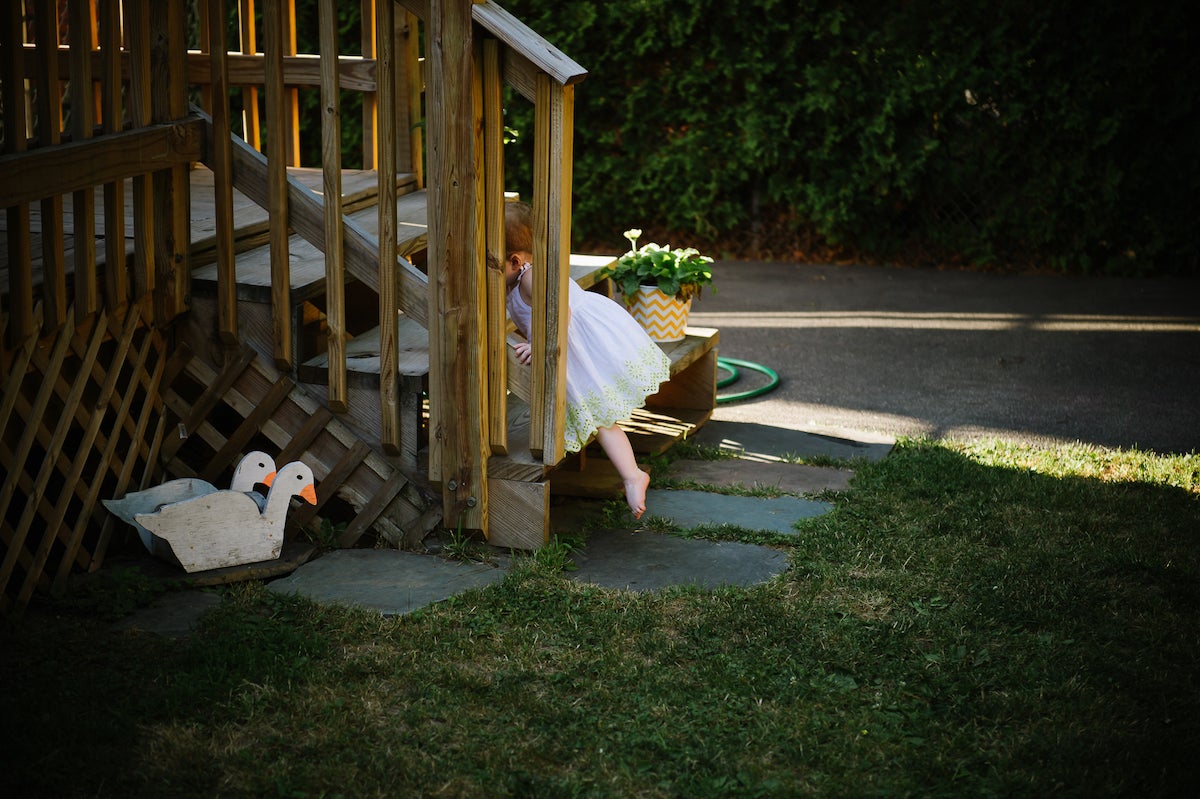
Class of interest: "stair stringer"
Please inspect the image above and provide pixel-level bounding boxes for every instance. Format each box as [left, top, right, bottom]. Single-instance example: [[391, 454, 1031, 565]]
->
[[163, 344, 441, 551]]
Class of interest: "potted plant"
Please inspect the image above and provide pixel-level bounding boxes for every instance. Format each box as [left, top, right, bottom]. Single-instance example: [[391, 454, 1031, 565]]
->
[[599, 228, 715, 342]]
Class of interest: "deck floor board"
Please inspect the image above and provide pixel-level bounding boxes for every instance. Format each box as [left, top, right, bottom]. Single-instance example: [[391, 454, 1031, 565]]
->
[[1, 166, 417, 296]]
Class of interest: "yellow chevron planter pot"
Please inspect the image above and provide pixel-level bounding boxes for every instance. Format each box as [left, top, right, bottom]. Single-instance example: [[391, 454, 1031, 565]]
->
[[629, 286, 692, 343]]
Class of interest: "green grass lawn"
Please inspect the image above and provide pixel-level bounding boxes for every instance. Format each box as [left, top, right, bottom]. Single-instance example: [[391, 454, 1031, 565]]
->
[[3, 438, 1198, 798]]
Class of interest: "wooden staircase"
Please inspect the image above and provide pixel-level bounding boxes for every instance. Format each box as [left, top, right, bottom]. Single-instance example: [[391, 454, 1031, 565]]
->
[[179, 161, 720, 551], [182, 165, 431, 468], [1, 0, 723, 610]]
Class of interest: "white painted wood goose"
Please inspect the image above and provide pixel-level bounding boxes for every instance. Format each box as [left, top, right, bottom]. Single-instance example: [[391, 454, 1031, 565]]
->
[[133, 461, 317, 573], [102, 451, 277, 561]]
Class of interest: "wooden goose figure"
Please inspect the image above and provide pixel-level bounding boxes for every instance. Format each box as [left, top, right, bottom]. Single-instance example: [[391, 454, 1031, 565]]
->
[[103, 451, 277, 560], [134, 461, 317, 573]]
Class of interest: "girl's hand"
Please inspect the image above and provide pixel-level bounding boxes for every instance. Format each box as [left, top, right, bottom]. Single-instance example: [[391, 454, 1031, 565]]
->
[[512, 342, 533, 365]]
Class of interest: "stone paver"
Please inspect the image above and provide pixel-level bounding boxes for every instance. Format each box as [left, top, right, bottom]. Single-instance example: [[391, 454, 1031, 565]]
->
[[668, 458, 852, 494], [568, 529, 789, 592], [691, 420, 893, 463], [266, 549, 508, 615], [644, 488, 830, 535], [121, 433, 859, 631]]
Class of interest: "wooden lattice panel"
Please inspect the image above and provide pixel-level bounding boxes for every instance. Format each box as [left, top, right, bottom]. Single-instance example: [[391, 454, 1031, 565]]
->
[[1, 304, 170, 611], [1, 308, 440, 611], [158, 344, 440, 554]]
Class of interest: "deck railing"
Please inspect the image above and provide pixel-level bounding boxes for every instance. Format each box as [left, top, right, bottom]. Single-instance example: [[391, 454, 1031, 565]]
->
[[191, 0, 585, 531], [2, 0, 584, 536], [396, 0, 586, 531], [1, 0, 196, 342]]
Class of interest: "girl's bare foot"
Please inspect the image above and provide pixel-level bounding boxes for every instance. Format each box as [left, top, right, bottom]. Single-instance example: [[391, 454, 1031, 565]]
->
[[623, 469, 650, 519]]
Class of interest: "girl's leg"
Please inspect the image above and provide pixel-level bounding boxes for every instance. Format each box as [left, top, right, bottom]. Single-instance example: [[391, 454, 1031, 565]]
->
[[595, 424, 650, 519]]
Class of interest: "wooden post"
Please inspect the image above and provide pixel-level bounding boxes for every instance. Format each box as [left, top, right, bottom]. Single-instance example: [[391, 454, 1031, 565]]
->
[[319, 0, 347, 412], [483, 38, 507, 455], [99, 0, 127, 309], [280, 0, 301, 165], [2, 0, 34, 346], [403, 11, 423, 187], [427, 0, 487, 532], [149, 0, 190, 324], [262, 0, 291, 368], [208, 0, 238, 344], [376, 0, 402, 453], [360, 0, 378, 169], [68, 0, 98, 323], [123, 0, 156, 306], [32, 1, 67, 334], [237, 0, 261, 150]]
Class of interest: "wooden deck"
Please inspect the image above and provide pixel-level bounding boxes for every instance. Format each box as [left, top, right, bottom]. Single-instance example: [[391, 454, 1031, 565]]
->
[[0, 166, 419, 296], [4, 161, 719, 554]]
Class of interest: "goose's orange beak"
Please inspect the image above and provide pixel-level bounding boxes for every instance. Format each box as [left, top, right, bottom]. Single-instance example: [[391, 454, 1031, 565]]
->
[[300, 484, 318, 505], [262, 470, 277, 487]]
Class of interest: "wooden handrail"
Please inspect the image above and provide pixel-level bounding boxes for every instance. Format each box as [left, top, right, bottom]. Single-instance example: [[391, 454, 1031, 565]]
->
[[0, 120, 203, 209], [400, 0, 582, 471], [393, 0, 586, 89], [472, 1, 587, 90], [193, 108, 430, 329], [19, 46, 383, 92]]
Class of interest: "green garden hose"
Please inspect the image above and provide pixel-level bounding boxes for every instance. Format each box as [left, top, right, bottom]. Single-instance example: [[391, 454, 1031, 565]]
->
[[716, 357, 780, 403]]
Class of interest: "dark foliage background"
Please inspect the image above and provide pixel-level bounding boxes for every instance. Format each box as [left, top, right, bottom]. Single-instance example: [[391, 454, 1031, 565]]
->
[[496, 0, 1198, 274], [261, 0, 1197, 274]]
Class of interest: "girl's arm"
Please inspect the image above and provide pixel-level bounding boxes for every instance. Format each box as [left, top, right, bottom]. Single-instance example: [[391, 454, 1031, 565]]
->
[[517, 264, 534, 304], [518, 264, 571, 329], [513, 262, 568, 355]]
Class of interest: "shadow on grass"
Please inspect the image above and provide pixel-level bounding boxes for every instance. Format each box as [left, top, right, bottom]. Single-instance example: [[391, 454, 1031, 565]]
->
[[1, 439, 1198, 798]]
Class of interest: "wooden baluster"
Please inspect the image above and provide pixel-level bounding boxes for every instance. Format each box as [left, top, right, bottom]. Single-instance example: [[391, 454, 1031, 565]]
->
[[99, 0, 126, 309], [528, 74, 566, 465], [319, 0, 347, 412], [195, 0, 213, 113], [148, 0, 189, 324], [376, 0, 401, 452], [68, 0, 98, 323], [208, 0, 237, 344], [360, 0, 378, 169], [261, 0, 291, 368], [403, 10, 423, 187], [31, 0, 66, 334], [237, 0, 261, 150], [280, 0, 300, 164], [483, 37, 508, 455], [2, 0, 34, 347], [544, 78, 574, 465], [123, 0, 156, 306]]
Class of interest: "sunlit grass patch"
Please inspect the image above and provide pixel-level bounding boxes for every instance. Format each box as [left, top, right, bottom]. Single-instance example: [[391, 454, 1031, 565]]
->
[[3, 437, 1197, 798]]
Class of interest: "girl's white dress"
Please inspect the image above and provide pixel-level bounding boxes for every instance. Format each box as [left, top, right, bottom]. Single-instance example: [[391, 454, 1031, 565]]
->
[[507, 267, 671, 453]]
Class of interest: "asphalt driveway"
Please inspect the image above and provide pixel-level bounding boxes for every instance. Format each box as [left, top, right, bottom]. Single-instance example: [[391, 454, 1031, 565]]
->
[[688, 261, 1200, 455]]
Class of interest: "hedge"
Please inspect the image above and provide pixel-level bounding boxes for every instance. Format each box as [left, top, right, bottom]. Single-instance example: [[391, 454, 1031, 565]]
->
[[497, 0, 1199, 274]]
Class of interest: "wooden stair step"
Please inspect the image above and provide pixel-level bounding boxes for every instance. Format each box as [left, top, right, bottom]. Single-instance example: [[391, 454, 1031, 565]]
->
[[190, 189, 429, 304], [159, 344, 439, 552], [490, 325, 720, 475], [297, 254, 617, 390], [297, 314, 430, 387], [487, 325, 720, 549], [0, 167, 416, 294], [188, 167, 420, 268]]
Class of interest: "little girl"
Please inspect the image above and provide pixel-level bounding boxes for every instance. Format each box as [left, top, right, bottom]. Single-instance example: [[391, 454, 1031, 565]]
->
[[497, 201, 671, 519]]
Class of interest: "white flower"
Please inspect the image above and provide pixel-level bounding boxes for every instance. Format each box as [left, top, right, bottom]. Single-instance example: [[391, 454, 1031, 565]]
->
[[622, 228, 642, 254]]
